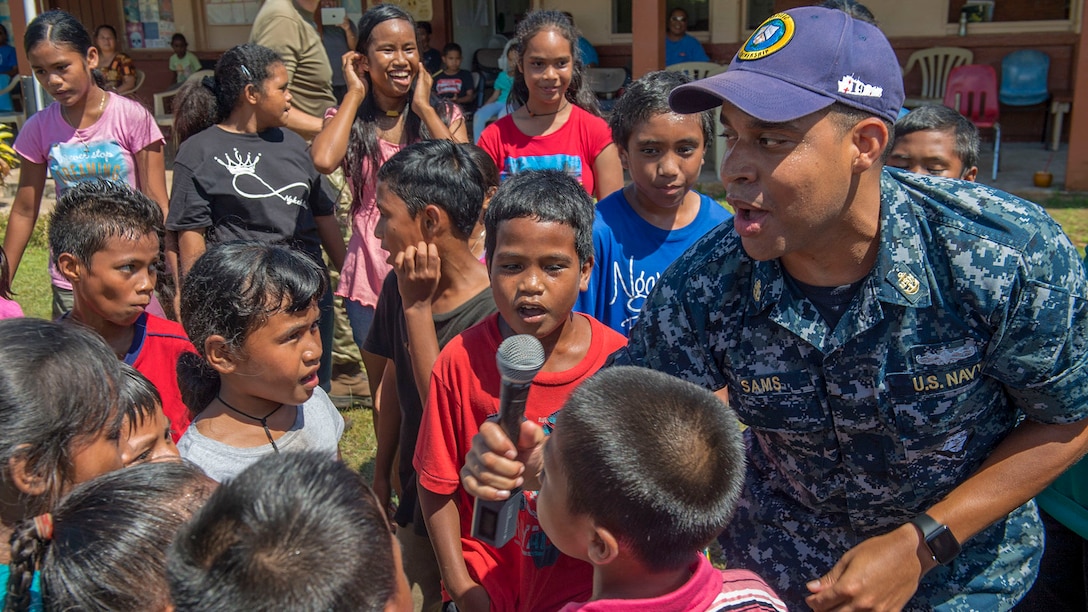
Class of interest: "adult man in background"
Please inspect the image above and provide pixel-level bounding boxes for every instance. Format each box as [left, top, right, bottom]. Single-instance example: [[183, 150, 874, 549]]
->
[[250, 0, 336, 139]]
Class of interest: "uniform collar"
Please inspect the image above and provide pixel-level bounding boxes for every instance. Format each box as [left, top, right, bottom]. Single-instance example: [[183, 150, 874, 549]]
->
[[873, 169, 933, 309], [746, 169, 933, 319]]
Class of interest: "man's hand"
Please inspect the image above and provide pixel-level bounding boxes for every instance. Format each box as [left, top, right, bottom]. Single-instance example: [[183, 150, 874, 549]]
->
[[394, 242, 441, 309], [460, 420, 545, 500], [805, 522, 937, 611]]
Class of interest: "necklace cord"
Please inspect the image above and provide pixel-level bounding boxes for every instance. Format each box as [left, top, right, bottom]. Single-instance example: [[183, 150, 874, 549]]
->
[[526, 100, 569, 118], [216, 394, 286, 453]]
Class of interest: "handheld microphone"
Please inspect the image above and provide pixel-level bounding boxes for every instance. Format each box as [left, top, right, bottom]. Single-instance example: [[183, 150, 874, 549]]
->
[[471, 334, 545, 548]]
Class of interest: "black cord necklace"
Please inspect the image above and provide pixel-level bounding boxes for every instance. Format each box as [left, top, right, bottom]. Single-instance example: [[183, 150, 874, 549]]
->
[[526, 100, 569, 117], [216, 395, 287, 453]]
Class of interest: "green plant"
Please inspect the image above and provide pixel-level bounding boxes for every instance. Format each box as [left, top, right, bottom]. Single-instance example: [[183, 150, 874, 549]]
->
[[0, 125, 19, 180]]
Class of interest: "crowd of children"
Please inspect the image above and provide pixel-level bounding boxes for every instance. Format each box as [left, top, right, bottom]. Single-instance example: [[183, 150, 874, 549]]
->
[[4, 3, 1067, 612]]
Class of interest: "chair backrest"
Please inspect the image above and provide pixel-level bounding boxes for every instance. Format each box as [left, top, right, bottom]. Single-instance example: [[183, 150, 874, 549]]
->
[[902, 47, 974, 101], [473, 48, 502, 75], [119, 69, 146, 97], [665, 61, 726, 81], [0, 76, 26, 129], [154, 69, 213, 118], [943, 64, 999, 127], [585, 67, 627, 97], [999, 49, 1050, 106]]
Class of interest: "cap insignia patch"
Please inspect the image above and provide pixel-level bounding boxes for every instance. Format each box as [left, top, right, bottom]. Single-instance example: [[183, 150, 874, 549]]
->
[[739, 13, 795, 61]]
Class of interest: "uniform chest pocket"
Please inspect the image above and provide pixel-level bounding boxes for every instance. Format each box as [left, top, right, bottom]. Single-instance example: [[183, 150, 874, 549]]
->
[[884, 340, 1000, 463], [885, 339, 985, 404], [731, 371, 828, 433]]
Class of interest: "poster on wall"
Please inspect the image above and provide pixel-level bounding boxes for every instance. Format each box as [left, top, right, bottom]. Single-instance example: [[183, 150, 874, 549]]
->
[[124, 0, 177, 47], [368, 0, 432, 22], [205, 0, 261, 26]]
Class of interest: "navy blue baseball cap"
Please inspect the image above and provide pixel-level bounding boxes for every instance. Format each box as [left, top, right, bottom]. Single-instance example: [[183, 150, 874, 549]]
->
[[670, 7, 905, 124]]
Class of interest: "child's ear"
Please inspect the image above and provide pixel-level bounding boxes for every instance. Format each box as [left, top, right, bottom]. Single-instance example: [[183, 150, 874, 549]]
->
[[204, 335, 237, 375], [8, 447, 50, 497], [962, 165, 979, 182], [616, 145, 630, 171], [578, 255, 593, 292], [242, 82, 262, 106], [85, 46, 99, 71], [422, 204, 443, 238], [56, 253, 84, 284], [588, 524, 621, 566]]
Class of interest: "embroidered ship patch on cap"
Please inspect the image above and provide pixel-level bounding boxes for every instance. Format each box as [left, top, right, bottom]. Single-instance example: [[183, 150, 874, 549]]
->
[[738, 13, 795, 61]]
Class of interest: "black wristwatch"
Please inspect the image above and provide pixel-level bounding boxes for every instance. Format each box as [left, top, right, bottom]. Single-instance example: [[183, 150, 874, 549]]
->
[[909, 513, 961, 565]]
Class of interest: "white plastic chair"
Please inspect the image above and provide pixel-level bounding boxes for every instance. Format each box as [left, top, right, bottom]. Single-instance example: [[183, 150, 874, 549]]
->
[[901, 47, 973, 108], [0, 76, 26, 130]]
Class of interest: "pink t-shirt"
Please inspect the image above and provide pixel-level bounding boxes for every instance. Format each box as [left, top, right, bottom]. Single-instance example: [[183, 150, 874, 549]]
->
[[558, 556, 787, 612], [0, 298, 23, 320], [328, 105, 462, 308], [15, 92, 164, 289]]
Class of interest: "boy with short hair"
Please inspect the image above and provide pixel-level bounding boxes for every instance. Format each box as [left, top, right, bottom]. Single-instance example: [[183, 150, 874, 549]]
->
[[887, 104, 980, 181], [50, 180, 195, 440], [364, 140, 497, 612], [575, 70, 732, 335], [415, 170, 627, 612], [476, 366, 787, 611], [433, 42, 476, 107], [168, 451, 413, 611]]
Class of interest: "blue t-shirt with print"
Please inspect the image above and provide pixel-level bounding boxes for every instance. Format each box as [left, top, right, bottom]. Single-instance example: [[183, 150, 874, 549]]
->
[[575, 188, 730, 335]]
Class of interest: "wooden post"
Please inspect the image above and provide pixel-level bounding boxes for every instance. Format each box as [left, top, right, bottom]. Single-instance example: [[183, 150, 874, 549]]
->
[[631, 0, 665, 78], [1063, 0, 1088, 189], [10, 0, 29, 77]]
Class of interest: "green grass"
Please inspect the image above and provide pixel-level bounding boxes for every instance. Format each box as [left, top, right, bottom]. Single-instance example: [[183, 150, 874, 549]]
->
[[340, 403, 378, 482], [0, 213, 51, 319], [1043, 195, 1088, 258]]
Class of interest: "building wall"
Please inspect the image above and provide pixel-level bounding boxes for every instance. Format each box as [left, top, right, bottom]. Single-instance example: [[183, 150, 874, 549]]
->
[[546, 0, 1080, 44]]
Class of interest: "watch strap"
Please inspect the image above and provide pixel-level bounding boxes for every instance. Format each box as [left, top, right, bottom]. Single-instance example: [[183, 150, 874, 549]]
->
[[909, 512, 960, 565], [909, 512, 942, 538]]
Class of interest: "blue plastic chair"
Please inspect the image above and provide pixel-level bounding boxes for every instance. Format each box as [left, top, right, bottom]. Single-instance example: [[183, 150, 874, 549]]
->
[[1000, 50, 1050, 107]]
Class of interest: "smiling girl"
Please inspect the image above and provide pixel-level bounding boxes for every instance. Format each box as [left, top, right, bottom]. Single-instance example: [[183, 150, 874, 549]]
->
[[168, 43, 346, 388], [311, 3, 464, 364], [2, 10, 168, 319], [477, 10, 622, 201]]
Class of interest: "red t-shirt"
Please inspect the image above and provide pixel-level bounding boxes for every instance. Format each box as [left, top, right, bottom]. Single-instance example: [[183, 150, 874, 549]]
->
[[415, 312, 626, 612], [126, 312, 196, 441], [477, 105, 612, 199]]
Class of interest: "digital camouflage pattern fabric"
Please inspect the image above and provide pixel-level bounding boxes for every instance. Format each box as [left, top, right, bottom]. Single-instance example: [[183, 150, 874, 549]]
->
[[621, 168, 1088, 610]]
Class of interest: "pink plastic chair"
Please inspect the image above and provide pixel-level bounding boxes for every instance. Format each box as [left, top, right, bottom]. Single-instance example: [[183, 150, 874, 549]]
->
[[943, 64, 1001, 180]]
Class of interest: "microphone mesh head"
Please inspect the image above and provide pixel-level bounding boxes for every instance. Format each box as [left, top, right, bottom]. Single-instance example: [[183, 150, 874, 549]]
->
[[496, 335, 546, 384]]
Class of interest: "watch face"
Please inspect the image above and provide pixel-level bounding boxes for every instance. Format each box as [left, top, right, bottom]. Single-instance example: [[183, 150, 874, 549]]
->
[[927, 524, 961, 565]]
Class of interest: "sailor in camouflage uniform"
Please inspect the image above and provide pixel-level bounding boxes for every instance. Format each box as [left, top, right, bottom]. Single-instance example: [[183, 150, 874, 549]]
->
[[622, 6, 1088, 611]]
